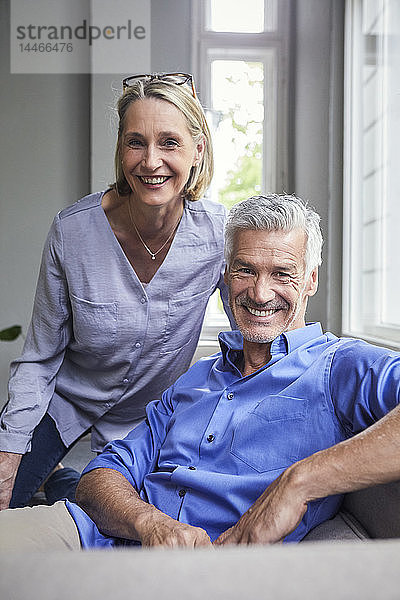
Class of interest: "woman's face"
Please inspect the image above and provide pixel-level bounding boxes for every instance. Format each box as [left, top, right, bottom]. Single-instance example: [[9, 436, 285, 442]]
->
[[120, 97, 204, 209]]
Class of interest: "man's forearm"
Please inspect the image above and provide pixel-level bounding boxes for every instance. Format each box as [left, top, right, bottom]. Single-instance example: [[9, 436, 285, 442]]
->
[[76, 468, 162, 541], [216, 403, 400, 545], [75, 467, 212, 547], [292, 403, 400, 502]]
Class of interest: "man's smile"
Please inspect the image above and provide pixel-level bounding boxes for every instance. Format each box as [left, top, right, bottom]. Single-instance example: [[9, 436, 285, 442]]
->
[[244, 306, 281, 317]]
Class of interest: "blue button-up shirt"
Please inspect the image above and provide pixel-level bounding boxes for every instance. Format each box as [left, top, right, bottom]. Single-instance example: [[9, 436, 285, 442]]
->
[[67, 323, 400, 546]]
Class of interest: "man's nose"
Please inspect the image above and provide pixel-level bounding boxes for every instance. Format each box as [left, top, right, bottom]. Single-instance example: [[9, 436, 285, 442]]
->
[[142, 145, 162, 170], [250, 277, 275, 305]]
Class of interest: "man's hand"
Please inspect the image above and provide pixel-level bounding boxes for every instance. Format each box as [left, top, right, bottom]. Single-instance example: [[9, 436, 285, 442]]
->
[[136, 510, 212, 548], [214, 466, 307, 546], [76, 468, 213, 548], [0, 451, 22, 510], [216, 402, 400, 546]]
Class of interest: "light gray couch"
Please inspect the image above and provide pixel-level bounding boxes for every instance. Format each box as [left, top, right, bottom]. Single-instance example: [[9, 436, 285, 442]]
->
[[303, 479, 400, 542], [1, 480, 400, 600]]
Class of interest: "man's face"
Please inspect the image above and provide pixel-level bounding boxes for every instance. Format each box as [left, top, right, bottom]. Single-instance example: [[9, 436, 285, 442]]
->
[[225, 228, 318, 344]]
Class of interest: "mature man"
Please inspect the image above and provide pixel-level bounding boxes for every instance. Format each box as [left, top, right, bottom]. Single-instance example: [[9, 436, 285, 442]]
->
[[1, 194, 400, 550]]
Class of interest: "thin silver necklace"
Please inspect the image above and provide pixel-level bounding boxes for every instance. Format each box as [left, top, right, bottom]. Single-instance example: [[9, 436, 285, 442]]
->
[[127, 197, 183, 260]]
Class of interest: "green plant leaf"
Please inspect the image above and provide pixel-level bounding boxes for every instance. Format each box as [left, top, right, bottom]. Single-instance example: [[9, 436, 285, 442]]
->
[[0, 325, 22, 341]]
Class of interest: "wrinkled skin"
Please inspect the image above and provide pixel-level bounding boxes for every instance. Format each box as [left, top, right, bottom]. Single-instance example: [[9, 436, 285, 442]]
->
[[0, 451, 22, 510]]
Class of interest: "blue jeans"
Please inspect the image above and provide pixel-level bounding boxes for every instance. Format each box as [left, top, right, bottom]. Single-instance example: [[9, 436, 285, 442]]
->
[[9, 413, 85, 508]]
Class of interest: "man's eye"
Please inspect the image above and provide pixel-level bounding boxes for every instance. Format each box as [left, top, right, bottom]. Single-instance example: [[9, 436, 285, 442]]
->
[[275, 272, 291, 281], [238, 268, 254, 275]]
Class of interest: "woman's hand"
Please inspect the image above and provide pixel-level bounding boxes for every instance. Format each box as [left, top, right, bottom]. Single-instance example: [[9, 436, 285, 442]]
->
[[0, 451, 22, 510]]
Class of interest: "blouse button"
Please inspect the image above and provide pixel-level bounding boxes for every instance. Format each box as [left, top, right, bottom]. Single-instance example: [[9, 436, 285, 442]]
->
[[227, 392, 234, 400], [141, 297, 146, 304], [207, 434, 215, 443], [135, 342, 141, 348], [178, 489, 186, 497], [123, 378, 129, 384]]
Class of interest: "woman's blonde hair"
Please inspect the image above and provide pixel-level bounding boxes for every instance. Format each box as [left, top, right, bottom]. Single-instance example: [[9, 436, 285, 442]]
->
[[114, 79, 214, 202]]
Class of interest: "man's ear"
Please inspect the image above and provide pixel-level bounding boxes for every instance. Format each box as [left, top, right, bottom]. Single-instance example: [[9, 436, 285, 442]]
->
[[305, 267, 318, 298]]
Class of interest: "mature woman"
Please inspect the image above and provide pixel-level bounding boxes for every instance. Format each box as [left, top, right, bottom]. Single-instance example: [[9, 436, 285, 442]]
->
[[0, 73, 233, 509]]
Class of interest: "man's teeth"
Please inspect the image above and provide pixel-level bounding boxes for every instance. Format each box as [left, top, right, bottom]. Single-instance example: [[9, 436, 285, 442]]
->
[[140, 176, 169, 184], [246, 306, 277, 317]]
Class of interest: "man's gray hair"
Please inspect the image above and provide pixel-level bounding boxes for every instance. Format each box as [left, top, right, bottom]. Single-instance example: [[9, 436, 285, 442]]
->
[[225, 194, 323, 276]]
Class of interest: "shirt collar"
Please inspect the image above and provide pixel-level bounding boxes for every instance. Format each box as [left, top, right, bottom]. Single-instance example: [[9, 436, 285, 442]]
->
[[282, 322, 323, 353], [219, 322, 323, 366]]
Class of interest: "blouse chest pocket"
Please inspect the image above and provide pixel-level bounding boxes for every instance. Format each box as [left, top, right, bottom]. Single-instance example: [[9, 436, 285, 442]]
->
[[230, 395, 307, 473], [70, 294, 118, 355], [159, 285, 214, 355]]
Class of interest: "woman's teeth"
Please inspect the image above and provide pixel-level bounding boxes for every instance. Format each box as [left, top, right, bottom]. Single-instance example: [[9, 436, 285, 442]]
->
[[139, 176, 169, 184]]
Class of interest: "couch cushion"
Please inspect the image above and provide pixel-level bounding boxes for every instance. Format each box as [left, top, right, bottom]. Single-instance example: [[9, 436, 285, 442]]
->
[[343, 480, 400, 539], [302, 510, 368, 542]]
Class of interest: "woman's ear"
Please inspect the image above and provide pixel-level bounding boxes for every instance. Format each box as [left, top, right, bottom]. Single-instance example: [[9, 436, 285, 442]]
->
[[194, 135, 206, 165]]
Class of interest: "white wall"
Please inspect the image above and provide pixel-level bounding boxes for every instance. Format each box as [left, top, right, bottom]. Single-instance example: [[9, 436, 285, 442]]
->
[[0, 0, 90, 402]]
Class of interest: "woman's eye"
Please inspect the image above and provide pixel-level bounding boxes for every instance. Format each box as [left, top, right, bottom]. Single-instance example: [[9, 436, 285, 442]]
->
[[163, 138, 179, 148], [127, 139, 143, 148]]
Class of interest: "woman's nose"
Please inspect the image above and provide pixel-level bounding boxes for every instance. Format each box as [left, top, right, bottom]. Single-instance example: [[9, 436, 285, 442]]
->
[[142, 145, 162, 170]]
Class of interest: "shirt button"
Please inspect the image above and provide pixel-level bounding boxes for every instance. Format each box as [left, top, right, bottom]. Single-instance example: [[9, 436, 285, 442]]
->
[[227, 392, 234, 400], [135, 342, 141, 348], [141, 297, 146, 304], [123, 378, 129, 384], [188, 466, 196, 470], [178, 489, 186, 497], [207, 434, 215, 443]]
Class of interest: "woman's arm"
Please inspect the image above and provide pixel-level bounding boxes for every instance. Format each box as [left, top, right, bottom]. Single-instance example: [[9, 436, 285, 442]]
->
[[0, 215, 71, 456]]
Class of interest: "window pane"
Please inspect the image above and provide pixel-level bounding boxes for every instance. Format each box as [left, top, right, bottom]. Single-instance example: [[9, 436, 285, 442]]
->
[[381, 2, 400, 327], [209, 0, 268, 33], [210, 60, 264, 210], [345, 0, 400, 345]]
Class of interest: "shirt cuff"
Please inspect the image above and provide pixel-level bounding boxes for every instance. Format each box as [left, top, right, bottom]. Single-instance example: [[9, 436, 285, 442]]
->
[[82, 460, 138, 491], [0, 430, 31, 453]]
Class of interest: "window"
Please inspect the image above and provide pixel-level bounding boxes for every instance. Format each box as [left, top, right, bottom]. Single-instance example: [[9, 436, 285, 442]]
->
[[343, 0, 400, 348], [191, 0, 290, 339]]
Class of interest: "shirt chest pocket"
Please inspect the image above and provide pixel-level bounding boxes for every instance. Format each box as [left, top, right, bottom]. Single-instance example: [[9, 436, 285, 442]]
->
[[70, 294, 118, 355], [159, 285, 214, 355], [230, 395, 307, 473]]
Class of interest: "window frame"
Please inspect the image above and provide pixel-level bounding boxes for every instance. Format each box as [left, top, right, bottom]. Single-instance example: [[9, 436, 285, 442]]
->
[[343, 0, 400, 350], [191, 0, 290, 195]]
